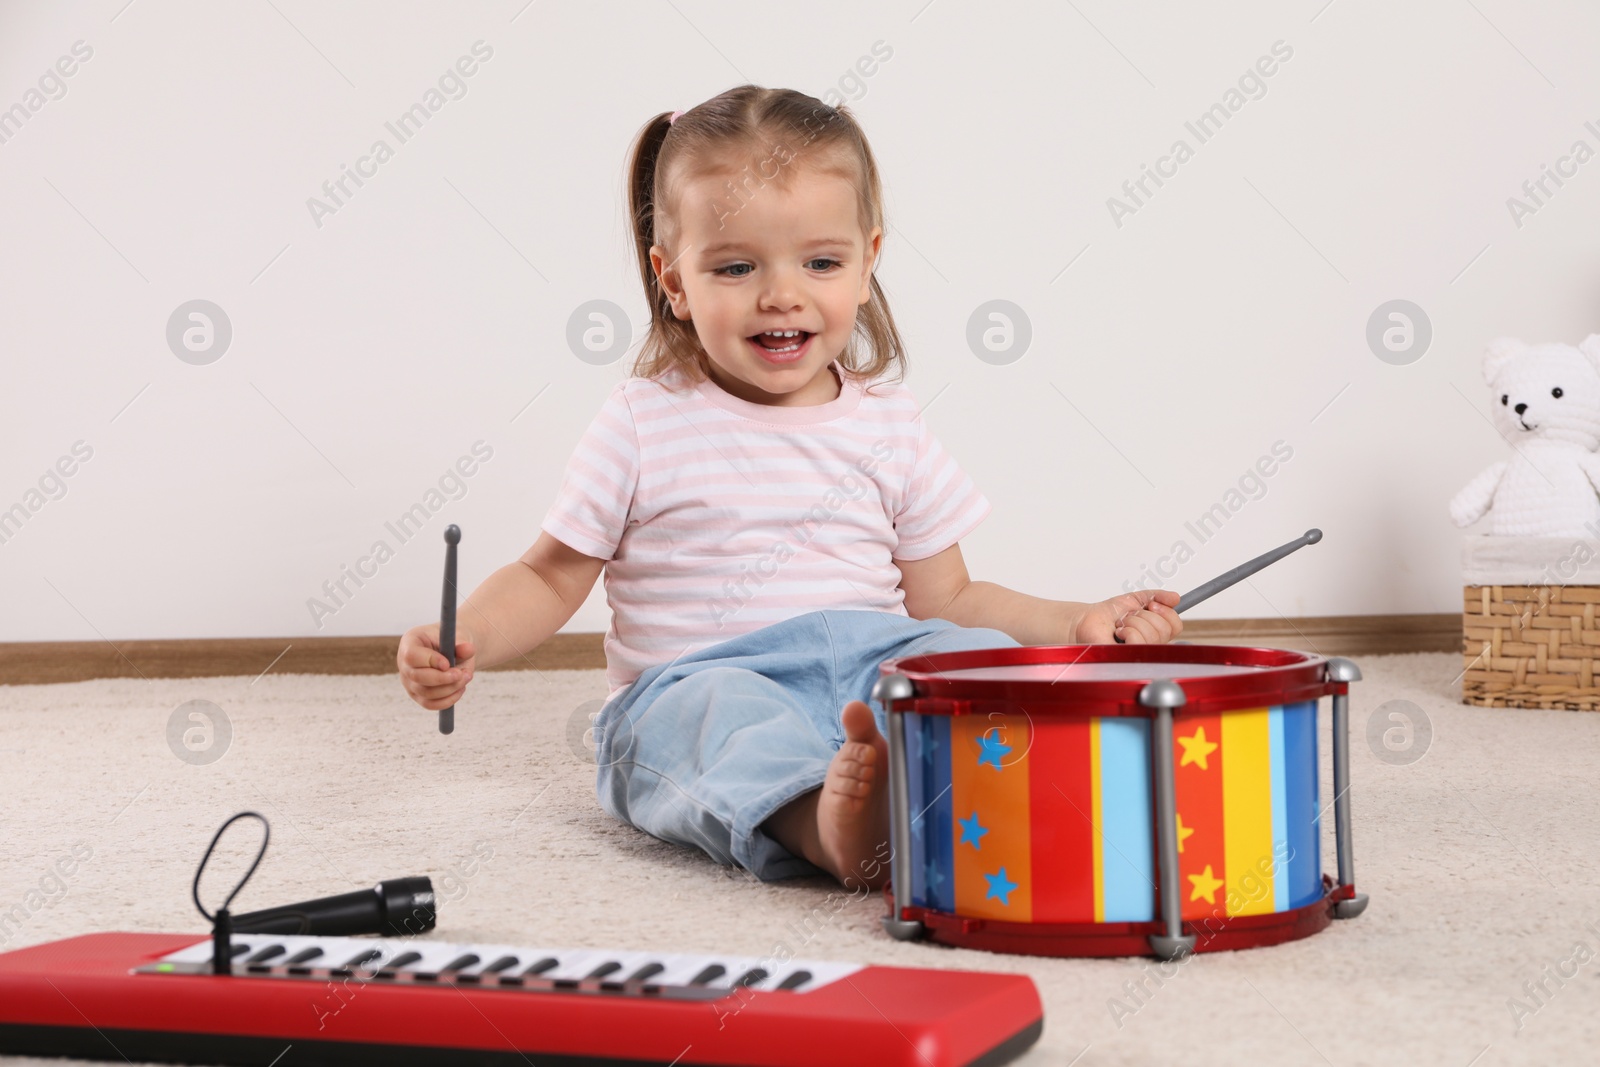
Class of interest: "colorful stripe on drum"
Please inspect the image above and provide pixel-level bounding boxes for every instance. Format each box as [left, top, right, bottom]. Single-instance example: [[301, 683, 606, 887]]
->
[[903, 701, 1321, 925]]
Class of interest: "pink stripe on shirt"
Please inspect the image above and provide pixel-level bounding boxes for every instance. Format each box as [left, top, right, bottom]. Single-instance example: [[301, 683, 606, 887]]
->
[[541, 360, 991, 700]]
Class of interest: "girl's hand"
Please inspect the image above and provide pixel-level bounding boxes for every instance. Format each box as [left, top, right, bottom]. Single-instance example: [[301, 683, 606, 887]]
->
[[397, 622, 477, 711], [1074, 590, 1182, 644]]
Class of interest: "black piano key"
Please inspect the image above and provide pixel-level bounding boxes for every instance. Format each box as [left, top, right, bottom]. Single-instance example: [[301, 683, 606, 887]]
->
[[521, 957, 559, 976], [228, 943, 252, 958], [774, 970, 813, 991], [376, 950, 423, 978], [441, 954, 480, 972], [245, 945, 285, 964], [585, 961, 623, 980], [285, 947, 324, 965], [625, 962, 666, 983], [688, 964, 726, 986], [341, 948, 382, 968], [482, 955, 520, 974], [732, 968, 767, 988]]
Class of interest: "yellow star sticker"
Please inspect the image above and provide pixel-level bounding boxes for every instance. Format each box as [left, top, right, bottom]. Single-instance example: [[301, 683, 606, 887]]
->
[[1177, 726, 1218, 770], [1176, 813, 1195, 853], [1188, 864, 1223, 904]]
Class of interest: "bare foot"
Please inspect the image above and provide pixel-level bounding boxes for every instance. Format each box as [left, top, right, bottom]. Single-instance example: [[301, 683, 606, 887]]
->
[[814, 700, 892, 890]]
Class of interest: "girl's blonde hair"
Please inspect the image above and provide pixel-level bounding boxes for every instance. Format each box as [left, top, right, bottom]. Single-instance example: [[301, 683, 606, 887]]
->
[[625, 85, 906, 393]]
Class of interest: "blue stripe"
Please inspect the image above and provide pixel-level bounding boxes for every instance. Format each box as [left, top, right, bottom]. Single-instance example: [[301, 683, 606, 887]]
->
[[910, 713, 955, 914], [1098, 717, 1155, 922], [1268, 705, 1288, 911], [1282, 700, 1323, 908], [905, 713, 927, 907]]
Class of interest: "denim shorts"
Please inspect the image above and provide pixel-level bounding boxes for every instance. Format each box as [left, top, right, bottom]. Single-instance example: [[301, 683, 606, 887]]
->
[[591, 609, 1020, 881]]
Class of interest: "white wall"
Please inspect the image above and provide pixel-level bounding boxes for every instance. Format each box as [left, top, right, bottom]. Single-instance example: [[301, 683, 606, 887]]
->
[[3, 0, 1597, 644]]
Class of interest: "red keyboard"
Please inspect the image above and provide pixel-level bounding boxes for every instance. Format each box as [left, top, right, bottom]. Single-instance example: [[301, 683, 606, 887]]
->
[[0, 932, 1042, 1066]]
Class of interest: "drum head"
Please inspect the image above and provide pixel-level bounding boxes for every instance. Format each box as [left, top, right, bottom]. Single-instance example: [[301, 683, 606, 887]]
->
[[878, 643, 1333, 718], [936, 660, 1267, 683]]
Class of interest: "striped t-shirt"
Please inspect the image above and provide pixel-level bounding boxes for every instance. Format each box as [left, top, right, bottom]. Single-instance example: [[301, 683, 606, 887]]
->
[[540, 359, 990, 700]]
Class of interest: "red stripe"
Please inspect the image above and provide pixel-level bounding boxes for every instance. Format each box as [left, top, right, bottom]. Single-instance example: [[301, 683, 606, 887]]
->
[[1174, 714, 1226, 923], [1026, 718, 1095, 922]]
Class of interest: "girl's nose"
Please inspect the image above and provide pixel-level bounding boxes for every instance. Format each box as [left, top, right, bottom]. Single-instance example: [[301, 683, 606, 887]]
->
[[759, 269, 804, 311], [760, 291, 802, 312]]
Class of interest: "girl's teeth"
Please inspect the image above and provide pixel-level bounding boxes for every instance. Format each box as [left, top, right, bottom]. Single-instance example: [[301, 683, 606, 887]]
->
[[756, 331, 805, 352]]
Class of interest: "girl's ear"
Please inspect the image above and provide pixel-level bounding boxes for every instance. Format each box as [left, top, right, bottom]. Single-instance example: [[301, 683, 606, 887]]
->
[[858, 227, 883, 305], [649, 244, 690, 320]]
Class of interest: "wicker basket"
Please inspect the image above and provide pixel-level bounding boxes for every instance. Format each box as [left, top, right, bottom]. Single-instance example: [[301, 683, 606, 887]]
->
[[1461, 535, 1600, 710]]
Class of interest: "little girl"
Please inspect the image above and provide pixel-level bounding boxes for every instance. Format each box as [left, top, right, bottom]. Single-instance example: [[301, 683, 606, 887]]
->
[[399, 85, 1182, 891]]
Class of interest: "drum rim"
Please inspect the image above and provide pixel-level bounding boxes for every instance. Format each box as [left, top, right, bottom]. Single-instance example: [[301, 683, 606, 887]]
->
[[878, 643, 1333, 717]]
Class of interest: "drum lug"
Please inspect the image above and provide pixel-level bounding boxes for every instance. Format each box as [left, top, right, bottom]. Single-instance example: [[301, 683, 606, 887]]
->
[[1140, 680, 1192, 960], [1324, 657, 1367, 921], [1333, 893, 1369, 920], [881, 691, 922, 945], [871, 672, 916, 707], [1325, 657, 1363, 684], [1148, 934, 1196, 961], [881, 915, 926, 941]]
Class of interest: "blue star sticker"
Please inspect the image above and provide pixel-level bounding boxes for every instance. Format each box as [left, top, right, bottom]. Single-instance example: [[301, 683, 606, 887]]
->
[[984, 867, 1019, 906], [957, 811, 989, 850], [923, 857, 946, 893], [976, 730, 1011, 769]]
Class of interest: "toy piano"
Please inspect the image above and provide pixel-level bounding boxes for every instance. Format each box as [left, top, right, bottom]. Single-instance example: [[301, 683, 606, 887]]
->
[[0, 930, 1043, 1066]]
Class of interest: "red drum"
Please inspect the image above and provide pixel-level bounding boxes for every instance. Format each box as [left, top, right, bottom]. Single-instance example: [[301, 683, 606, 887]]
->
[[871, 644, 1368, 959]]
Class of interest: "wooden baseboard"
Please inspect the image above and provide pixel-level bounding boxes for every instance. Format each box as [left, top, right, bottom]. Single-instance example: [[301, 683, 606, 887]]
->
[[0, 614, 1461, 687]]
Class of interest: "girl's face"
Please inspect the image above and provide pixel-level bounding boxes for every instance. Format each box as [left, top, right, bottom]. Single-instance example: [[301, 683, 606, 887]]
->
[[650, 162, 882, 407]]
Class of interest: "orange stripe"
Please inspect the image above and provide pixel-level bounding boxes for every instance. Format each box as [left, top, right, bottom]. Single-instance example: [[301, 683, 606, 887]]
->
[[950, 713, 1032, 922]]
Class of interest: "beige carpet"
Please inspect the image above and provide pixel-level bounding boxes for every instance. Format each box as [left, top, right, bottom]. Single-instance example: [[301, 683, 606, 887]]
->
[[1, 651, 1597, 1066]]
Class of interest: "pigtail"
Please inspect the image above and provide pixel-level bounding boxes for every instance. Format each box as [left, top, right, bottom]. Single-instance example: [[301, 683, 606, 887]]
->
[[627, 113, 676, 328]]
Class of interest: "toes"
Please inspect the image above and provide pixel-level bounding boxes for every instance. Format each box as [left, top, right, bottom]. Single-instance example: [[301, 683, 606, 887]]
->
[[839, 700, 880, 743], [837, 740, 877, 767], [831, 762, 875, 789], [830, 775, 869, 799]]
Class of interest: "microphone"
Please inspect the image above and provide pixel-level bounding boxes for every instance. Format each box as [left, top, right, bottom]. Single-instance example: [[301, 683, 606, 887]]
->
[[229, 876, 438, 938]]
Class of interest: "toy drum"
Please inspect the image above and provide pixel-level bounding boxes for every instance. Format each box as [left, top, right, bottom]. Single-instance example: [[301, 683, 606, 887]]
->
[[871, 644, 1368, 959]]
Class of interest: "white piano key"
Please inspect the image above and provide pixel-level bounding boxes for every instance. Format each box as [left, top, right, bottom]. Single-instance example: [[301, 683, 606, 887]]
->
[[151, 935, 862, 992]]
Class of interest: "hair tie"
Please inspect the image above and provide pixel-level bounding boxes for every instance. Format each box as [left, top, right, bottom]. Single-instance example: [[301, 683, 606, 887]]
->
[[668, 110, 684, 126]]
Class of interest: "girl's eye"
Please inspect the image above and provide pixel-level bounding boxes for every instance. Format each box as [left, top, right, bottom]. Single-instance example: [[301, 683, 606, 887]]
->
[[1553, 387, 1564, 398], [712, 258, 841, 277]]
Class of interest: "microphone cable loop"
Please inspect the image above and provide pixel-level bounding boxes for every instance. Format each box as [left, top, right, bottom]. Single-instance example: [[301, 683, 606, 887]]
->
[[193, 810, 271, 924]]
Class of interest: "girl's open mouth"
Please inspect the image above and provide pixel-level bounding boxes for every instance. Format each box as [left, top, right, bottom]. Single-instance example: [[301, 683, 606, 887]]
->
[[747, 331, 813, 364]]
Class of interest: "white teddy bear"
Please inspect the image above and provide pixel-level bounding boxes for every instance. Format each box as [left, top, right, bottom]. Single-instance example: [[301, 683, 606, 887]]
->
[[1450, 334, 1600, 537]]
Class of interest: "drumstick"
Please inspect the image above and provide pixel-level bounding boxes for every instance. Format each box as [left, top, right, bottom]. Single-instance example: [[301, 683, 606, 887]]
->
[[1115, 529, 1322, 641], [438, 524, 461, 735], [1174, 528, 1321, 614]]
